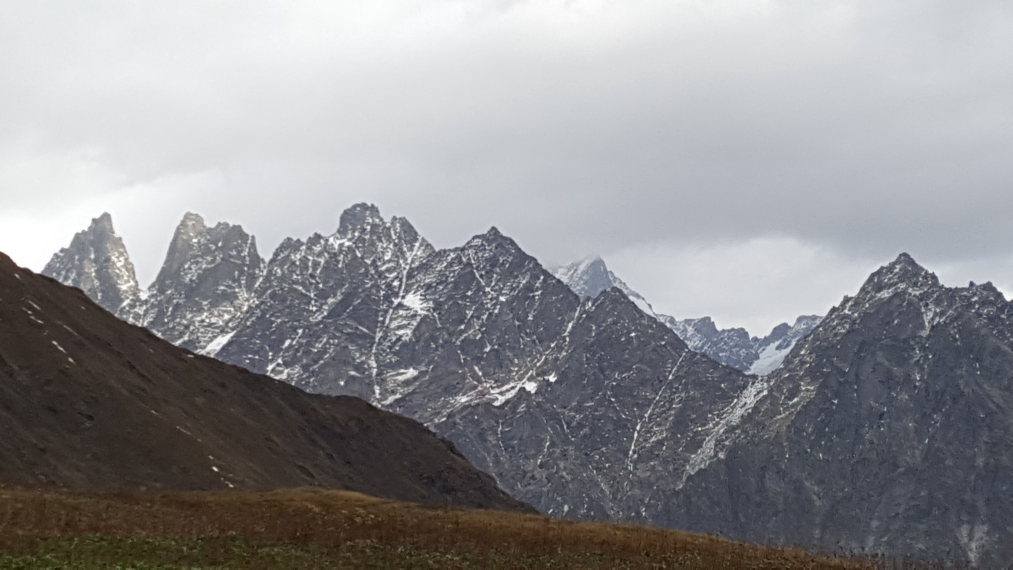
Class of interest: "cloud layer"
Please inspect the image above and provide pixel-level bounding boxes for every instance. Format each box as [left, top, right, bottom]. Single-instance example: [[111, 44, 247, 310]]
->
[[2, 1, 1012, 332]]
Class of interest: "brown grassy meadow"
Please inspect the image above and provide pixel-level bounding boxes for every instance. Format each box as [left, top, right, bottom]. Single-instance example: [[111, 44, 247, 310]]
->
[[0, 486, 873, 569]]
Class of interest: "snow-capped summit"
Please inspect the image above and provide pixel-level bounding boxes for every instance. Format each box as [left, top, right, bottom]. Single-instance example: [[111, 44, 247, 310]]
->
[[42, 212, 140, 313], [860, 252, 940, 297], [552, 256, 656, 316]]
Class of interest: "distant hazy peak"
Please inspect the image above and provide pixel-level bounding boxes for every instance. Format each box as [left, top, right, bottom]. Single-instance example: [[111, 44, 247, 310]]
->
[[552, 255, 656, 316]]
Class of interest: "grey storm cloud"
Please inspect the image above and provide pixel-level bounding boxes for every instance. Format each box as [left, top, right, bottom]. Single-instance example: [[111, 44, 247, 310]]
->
[[2, 0, 1012, 332]]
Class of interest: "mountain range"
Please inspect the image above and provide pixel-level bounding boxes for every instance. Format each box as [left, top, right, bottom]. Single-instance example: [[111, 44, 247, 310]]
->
[[42, 205, 1013, 566]]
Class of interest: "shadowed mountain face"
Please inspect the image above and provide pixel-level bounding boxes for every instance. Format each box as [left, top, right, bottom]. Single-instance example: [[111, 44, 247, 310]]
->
[[664, 254, 1013, 567], [552, 256, 821, 374], [0, 252, 528, 513]]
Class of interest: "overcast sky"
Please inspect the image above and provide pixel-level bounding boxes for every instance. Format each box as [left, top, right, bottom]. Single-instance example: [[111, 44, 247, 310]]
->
[[2, 1, 1012, 334]]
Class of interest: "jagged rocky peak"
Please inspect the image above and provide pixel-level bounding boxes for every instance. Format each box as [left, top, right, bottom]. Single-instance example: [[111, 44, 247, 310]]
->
[[91, 211, 115, 233], [860, 252, 940, 296], [453, 227, 530, 271], [142, 212, 265, 352], [959, 280, 1007, 305], [337, 202, 385, 235], [42, 212, 140, 313], [154, 212, 207, 285], [674, 316, 720, 341], [447, 226, 548, 295], [470, 225, 511, 244], [209, 204, 441, 391], [465, 226, 519, 252], [180, 210, 206, 230], [818, 253, 956, 339], [665, 315, 748, 350], [153, 212, 262, 291], [328, 203, 435, 264]]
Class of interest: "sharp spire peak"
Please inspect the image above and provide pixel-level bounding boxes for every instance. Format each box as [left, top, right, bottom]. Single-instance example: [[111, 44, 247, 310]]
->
[[860, 252, 940, 296], [337, 202, 384, 235], [89, 212, 115, 233]]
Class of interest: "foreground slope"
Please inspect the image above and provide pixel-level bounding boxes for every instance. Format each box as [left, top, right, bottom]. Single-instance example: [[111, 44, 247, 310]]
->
[[667, 254, 1013, 567], [0, 488, 864, 570], [0, 252, 526, 512]]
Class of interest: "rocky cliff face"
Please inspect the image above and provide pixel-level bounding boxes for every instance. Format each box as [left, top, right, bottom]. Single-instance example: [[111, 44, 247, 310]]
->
[[42, 213, 140, 314], [664, 254, 1013, 567], [138, 212, 264, 352], [437, 289, 751, 520], [662, 316, 757, 370]]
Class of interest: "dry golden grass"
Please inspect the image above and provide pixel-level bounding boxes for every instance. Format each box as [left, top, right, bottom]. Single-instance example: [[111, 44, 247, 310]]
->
[[0, 487, 868, 569]]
